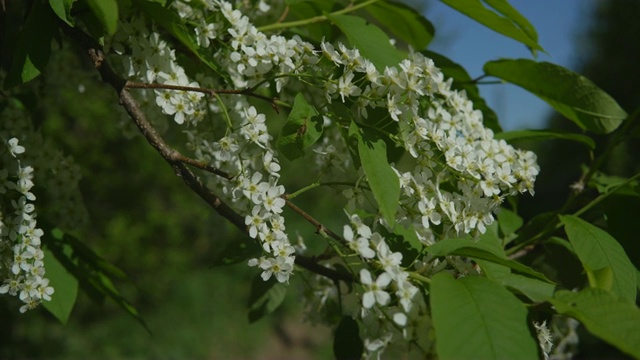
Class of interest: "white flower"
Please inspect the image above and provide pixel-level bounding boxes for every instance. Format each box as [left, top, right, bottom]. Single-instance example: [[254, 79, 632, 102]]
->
[[360, 269, 391, 308], [7, 138, 25, 157], [262, 184, 286, 214], [337, 71, 361, 102]]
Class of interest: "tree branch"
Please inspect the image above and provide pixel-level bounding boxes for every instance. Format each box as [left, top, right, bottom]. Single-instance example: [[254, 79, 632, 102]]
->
[[62, 24, 351, 284]]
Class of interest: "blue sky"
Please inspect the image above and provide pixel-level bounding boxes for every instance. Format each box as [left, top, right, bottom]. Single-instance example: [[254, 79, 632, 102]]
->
[[417, 1, 597, 130]]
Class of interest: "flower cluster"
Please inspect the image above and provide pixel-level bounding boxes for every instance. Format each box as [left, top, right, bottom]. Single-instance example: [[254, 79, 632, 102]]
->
[[342, 214, 430, 353], [320, 43, 539, 241], [0, 138, 53, 313], [108, 2, 541, 355], [109, 0, 322, 283]]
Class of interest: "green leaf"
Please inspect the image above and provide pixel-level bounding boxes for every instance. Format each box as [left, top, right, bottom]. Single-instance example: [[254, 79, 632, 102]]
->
[[87, 0, 119, 36], [423, 50, 501, 132], [494, 129, 596, 150], [366, 1, 434, 49], [589, 171, 639, 196], [483, 0, 539, 47], [276, 93, 324, 161], [431, 273, 539, 360], [333, 316, 363, 359], [247, 275, 287, 323], [586, 266, 613, 292], [5, 1, 57, 87], [42, 247, 78, 324], [49, 0, 76, 26], [43, 224, 148, 331], [427, 233, 551, 282], [327, 14, 404, 71], [484, 59, 627, 134], [559, 215, 637, 301], [441, 0, 542, 53], [496, 208, 523, 237], [351, 122, 400, 226], [549, 288, 640, 358], [479, 260, 555, 302]]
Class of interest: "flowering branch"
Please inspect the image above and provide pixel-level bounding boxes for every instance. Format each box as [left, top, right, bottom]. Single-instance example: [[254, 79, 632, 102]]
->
[[124, 81, 281, 113], [62, 24, 351, 284]]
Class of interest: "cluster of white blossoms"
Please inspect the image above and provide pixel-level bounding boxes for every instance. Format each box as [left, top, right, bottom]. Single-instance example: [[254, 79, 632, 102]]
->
[[320, 43, 539, 242], [0, 138, 54, 313], [109, 0, 325, 283], [109, 1, 540, 354]]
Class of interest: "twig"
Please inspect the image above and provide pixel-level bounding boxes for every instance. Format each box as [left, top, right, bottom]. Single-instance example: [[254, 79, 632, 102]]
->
[[125, 81, 280, 113]]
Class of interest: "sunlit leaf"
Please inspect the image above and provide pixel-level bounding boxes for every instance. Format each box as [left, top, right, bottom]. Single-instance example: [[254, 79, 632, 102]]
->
[[441, 0, 543, 53], [431, 273, 539, 359], [494, 129, 596, 150], [42, 247, 78, 324], [366, 1, 434, 49], [549, 288, 640, 358], [496, 208, 523, 237], [49, 0, 75, 26], [559, 215, 637, 301], [479, 261, 555, 302], [87, 0, 119, 36], [427, 234, 551, 282], [327, 14, 404, 71], [485, 59, 627, 134], [351, 122, 400, 226]]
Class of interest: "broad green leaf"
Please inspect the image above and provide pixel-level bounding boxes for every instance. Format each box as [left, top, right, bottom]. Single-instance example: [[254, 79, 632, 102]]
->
[[247, 276, 287, 323], [483, 0, 538, 46], [42, 247, 78, 324], [43, 224, 148, 331], [423, 50, 501, 132], [441, 0, 543, 53], [586, 266, 613, 292], [427, 234, 551, 282], [549, 288, 640, 358], [351, 122, 400, 226], [5, 1, 57, 87], [333, 316, 363, 359], [431, 273, 539, 360], [496, 208, 523, 237], [479, 260, 555, 302], [276, 93, 324, 161], [589, 171, 639, 196], [559, 215, 637, 301], [49, 0, 75, 26], [327, 14, 404, 71], [484, 59, 627, 134], [87, 0, 119, 36], [548, 236, 575, 254], [494, 129, 596, 150], [366, 1, 434, 49]]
